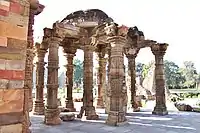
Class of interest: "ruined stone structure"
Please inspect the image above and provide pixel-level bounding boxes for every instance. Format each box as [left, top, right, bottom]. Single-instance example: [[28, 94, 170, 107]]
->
[[0, 4, 169, 132]]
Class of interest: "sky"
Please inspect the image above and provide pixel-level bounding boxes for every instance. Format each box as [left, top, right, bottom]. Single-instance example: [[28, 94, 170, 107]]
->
[[34, 0, 200, 72]]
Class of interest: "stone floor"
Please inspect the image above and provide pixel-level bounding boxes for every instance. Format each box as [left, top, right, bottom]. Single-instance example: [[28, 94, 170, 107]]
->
[[31, 109, 200, 133]]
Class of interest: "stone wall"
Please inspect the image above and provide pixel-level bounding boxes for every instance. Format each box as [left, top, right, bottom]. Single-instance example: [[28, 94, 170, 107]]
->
[[0, 0, 30, 133]]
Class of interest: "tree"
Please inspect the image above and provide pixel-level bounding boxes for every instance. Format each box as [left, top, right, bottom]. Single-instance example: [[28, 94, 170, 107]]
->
[[73, 59, 83, 87], [164, 60, 185, 89], [180, 61, 198, 88]]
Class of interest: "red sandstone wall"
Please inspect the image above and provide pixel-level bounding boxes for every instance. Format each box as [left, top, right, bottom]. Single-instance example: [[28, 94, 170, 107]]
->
[[0, 0, 30, 132]]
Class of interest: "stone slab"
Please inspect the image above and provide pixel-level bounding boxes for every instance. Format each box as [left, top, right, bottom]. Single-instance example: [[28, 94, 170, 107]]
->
[[7, 38, 27, 49], [0, 12, 29, 26], [0, 112, 23, 126], [8, 80, 24, 89], [0, 70, 25, 80], [0, 36, 7, 47], [0, 89, 24, 114], [0, 59, 6, 70], [0, 53, 25, 60], [5, 60, 25, 70], [9, 1, 24, 15], [0, 9, 8, 16], [0, 21, 28, 40], [0, 79, 9, 89], [0, 46, 26, 55], [0, 123, 22, 133]]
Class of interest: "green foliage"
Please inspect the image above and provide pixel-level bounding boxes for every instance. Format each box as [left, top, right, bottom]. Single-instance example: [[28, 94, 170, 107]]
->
[[164, 60, 185, 89], [73, 59, 83, 86]]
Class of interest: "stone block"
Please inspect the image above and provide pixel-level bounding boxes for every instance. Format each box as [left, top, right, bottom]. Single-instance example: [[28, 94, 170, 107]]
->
[[0, 79, 9, 89], [0, 21, 28, 40], [9, 1, 24, 15], [0, 12, 29, 26], [0, 89, 24, 114], [12, 70, 24, 80], [0, 0, 10, 7], [0, 70, 12, 79], [8, 80, 24, 88], [0, 5, 9, 12], [7, 38, 27, 49], [0, 59, 6, 70], [0, 9, 8, 16], [0, 36, 7, 47], [60, 113, 75, 121], [0, 53, 25, 60], [0, 123, 22, 133], [5, 60, 25, 70], [0, 70, 24, 80]]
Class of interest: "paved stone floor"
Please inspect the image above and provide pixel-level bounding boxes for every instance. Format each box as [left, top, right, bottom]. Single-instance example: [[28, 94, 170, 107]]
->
[[30, 108, 200, 133]]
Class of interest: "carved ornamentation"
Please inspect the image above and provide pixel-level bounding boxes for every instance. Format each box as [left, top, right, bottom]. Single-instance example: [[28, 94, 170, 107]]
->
[[44, 37, 62, 125], [151, 43, 168, 115]]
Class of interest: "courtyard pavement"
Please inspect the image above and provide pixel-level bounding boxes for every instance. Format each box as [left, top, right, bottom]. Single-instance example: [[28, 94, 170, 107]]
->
[[30, 102, 200, 133]]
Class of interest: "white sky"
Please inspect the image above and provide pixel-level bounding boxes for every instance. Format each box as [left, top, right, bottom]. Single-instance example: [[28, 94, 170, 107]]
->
[[34, 0, 200, 72]]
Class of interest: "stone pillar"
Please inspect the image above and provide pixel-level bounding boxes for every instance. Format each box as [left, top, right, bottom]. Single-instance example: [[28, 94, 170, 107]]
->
[[106, 36, 127, 126], [77, 45, 99, 120], [151, 43, 168, 115], [96, 52, 107, 109], [64, 53, 76, 112], [126, 49, 140, 112], [33, 44, 47, 115], [44, 37, 61, 125], [105, 46, 111, 114]]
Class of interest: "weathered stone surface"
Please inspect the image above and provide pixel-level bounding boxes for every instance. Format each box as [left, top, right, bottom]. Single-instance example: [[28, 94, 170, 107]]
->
[[0, 9, 9, 16], [9, 1, 25, 15], [60, 113, 75, 121], [0, 53, 25, 60], [0, 59, 5, 70], [0, 36, 7, 47], [0, 123, 22, 133], [0, 70, 25, 80], [0, 79, 9, 89], [8, 80, 24, 88], [0, 12, 29, 26], [0, 21, 28, 40], [0, 89, 24, 114], [5, 60, 25, 70], [7, 38, 27, 49]]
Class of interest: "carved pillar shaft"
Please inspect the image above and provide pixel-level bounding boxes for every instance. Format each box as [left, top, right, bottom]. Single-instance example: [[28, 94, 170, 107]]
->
[[106, 36, 127, 126], [127, 55, 140, 112], [64, 53, 76, 112], [78, 45, 98, 120], [44, 37, 61, 125], [33, 48, 46, 115], [96, 53, 107, 108], [151, 44, 168, 115]]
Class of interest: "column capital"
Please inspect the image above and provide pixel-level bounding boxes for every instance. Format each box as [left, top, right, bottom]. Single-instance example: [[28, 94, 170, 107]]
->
[[151, 43, 168, 56], [107, 36, 127, 46], [84, 45, 95, 51], [125, 48, 140, 59]]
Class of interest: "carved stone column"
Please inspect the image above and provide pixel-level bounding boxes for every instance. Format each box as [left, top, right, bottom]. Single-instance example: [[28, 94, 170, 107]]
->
[[33, 44, 47, 115], [64, 52, 76, 112], [151, 43, 168, 115], [44, 37, 61, 125], [96, 51, 107, 109], [105, 46, 111, 114], [106, 36, 127, 126], [77, 45, 99, 120], [126, 48, 140, 112]]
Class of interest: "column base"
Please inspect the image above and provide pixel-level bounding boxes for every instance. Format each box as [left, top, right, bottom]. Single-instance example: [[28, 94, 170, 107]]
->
[[96, 97, 104, 109], [152, 106, 168, 115], [33, 100, 45, 115], [44, 108, 61, 125], [106, 111, 127, 126], [64, 100, 76, 112], [77, 106, 99, 120]]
